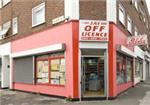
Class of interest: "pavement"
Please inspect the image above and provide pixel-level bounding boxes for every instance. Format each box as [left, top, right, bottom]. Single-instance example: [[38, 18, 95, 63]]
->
[[0, 80, 150, 105]]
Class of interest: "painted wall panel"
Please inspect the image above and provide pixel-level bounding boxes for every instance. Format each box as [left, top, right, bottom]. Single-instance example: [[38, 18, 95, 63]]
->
[[65, 0, 79, 19], [13, 83, 66, 97], [0, 42, 11, 55], [11, 21, 77, 98], [109, 23, 134, 97]]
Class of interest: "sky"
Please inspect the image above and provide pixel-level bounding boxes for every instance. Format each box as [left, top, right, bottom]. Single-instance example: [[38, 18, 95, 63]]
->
[[146, 0, 150, 15]]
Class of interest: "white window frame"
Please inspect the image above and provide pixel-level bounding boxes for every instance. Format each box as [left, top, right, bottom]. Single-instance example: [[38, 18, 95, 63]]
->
[[32, 2, 45, 27], [0, 0, 2, 8], [0, 21, 10, 39], [127, 15, 132, 33], [119, 4, 125, 25], [12, 17, 18, 35], [143, 16, 146, 23], [3, 21, 10, 29], [134, 0, 138, 10], [139, 7, 145, 22], [2, 0, 11, 7], [0, 25, 2, 39], [146, 21, 149, 29], [132, 0, 138, 10], [134, 26, 138, 36], [0, 25, 2, 31]]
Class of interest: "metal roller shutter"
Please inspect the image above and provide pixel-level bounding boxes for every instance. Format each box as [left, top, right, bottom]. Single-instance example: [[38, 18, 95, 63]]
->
[[13, 56, 34, 84]]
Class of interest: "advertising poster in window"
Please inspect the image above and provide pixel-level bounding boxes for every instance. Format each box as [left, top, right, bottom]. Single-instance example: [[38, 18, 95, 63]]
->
[[37, 60, 49, 83]]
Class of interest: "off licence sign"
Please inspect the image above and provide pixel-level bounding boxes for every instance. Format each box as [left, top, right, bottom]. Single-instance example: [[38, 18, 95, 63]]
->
[[79, 20, 109, 41]]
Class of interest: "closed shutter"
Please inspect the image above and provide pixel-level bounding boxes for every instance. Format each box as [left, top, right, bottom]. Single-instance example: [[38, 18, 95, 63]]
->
[[13, 56, 34, 84]]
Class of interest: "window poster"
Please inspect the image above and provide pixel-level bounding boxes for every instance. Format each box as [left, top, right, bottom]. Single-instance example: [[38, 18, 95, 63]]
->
[[37, 60, 49, 83], [51, 59, 60, 70]]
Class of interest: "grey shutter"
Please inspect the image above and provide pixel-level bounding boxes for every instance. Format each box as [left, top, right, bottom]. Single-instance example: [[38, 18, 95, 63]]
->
[[13, 56, 34, 84]]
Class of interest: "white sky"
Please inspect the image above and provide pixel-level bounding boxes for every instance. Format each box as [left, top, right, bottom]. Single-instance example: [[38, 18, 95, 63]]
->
[[146, 0, 150, 15]]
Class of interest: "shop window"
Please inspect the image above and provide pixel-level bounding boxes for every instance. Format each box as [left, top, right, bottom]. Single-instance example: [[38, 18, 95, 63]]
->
[[127, 15, 132, 33], [116, 53, 126, 84], [119, 4, 125, 25], [36, 52, 65, 85], [36, 60, 49, 84], [12, 17, 18, 35], [139, 60, 143, 79], [135, 59, 143, 79], [50, 58, 65, 85], [32, 2, 45, 27], [135, 59, 141, 77], [116, 52, 133, 84], [126, 58, 133, 82]]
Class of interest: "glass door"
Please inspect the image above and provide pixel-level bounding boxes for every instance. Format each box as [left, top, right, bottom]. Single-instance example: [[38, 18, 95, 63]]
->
[[81, 57, 105, 97]]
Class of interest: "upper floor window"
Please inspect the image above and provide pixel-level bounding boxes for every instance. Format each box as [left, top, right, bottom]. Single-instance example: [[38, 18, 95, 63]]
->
[[119, 4, 125, 25], [146, 21, 149, 29], [127, 15, 132, 33], [0, 21, 10, 39], [12, 17, 18, 35], [134, 0, 138, 10], [0, 0, 2, 8], [134, 26, 138, 36], [132, 0, 138, 10], [3, 21, 10, 30], [0, 0, 11, 7], [143, 16, 146, 23], [32, 2, 45, 27], [139, 7, 145, 21]]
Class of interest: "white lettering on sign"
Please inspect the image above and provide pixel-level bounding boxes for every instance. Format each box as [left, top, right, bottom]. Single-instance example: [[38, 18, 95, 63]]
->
[[79, 20, 109, 41], [127, 35, 148, 46]]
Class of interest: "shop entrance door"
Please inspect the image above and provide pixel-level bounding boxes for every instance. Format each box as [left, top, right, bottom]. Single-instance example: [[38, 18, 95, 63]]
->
[[1, 55, 10, 88], [81, 56, 105, 97]]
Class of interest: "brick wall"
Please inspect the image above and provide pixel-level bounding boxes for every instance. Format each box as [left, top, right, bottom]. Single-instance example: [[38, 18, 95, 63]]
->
[[79, 0, 106, 20], [0, 0, 64, 44], [116, 0, 150, 50], [0, 0, 150, 49]]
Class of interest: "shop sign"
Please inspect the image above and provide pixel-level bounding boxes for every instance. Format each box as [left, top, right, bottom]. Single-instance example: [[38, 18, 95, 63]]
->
[[127, 35, 148, 46], [79, 20, 109, 41], [52, 15, 66, 25]]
